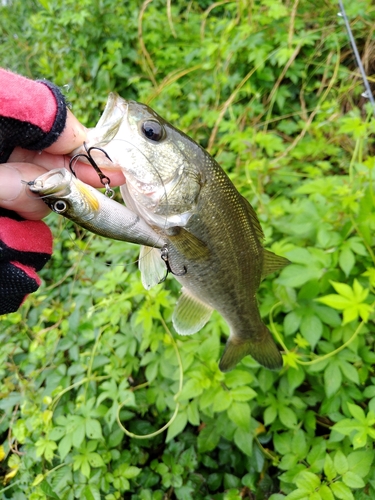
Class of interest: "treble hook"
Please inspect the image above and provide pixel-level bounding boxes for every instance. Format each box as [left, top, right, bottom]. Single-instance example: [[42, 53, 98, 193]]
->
[[69, 143, 115, 198], [158, 244, 187, 283]]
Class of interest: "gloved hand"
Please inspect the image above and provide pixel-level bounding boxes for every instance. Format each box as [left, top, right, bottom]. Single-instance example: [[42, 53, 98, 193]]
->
[[0, 208, 52, 314]]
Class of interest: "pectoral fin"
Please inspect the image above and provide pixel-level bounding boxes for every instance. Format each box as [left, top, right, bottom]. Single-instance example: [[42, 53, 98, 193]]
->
[[173, 288, 213, 335], [168, 228, 210, 261], [262, 249, 290, 279], [219, 324, 283, 372], [138, 246, 165, 290]]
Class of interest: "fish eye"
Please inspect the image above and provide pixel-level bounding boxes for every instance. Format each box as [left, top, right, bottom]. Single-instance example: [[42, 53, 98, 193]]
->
[[141, 120, 165, 142], [53, 200, 67, 213]]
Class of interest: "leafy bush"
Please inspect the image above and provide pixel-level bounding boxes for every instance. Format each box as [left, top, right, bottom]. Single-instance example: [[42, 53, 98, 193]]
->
[[1, 0, 375, 499]]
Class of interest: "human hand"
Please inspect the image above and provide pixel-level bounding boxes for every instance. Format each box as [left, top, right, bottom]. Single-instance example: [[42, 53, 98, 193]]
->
[[0, 109, 126, 220]]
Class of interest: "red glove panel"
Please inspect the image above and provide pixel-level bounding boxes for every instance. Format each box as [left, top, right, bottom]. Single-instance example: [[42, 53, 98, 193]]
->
[[0, 68, 67, 162]]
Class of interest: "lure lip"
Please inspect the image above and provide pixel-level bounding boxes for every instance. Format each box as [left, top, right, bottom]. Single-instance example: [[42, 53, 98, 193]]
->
[[29, 168, 102, 213], [29, 169, 72, 197]]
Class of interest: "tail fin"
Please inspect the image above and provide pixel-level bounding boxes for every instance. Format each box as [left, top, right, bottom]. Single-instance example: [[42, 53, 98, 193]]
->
[[219, 324, 283, 372]]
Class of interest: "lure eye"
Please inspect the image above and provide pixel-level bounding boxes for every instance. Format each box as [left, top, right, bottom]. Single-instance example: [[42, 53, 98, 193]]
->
[[141, 120, 165, 142], [53, 200, 67, 213]]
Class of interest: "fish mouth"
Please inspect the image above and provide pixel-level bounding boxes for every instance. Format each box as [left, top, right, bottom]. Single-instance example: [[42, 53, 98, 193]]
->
[[29, 169, 72, 196]]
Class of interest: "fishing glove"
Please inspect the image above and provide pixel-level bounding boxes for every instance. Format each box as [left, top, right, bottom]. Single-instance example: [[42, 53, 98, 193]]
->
[[0, 208, 53, 315], [0, 69, 67, 314], [0, 68, 67, 163]]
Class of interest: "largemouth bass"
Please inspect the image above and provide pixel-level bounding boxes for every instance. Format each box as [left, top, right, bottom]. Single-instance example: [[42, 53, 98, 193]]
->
[[77, 94, 289, 371], [29, 168, 165, 249]]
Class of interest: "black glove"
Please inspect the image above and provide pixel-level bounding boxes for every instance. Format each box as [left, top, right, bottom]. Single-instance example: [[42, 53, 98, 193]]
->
[[0, 208, 53, 315]]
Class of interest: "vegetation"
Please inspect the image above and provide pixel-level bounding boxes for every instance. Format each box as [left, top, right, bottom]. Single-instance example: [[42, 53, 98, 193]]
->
[[1, 0, 375, 498]]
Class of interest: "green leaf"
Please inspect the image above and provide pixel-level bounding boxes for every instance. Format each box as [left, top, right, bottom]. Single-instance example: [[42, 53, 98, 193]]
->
[[178, 378, 203, 401], [294, 470, 320, 491], [300, 314, 323, 349], [339, 248, 355, 276], [58, 434, 72, 460], [285, 490, 311, 500], [72, 420, 86, 449], [187, 399, 200, 426], [352, 429, 368, 449], [166, 412, 187, 442], [330, 481, 354, 500], [227, 402, 251, 430], [85, 419, 103, 440], [224, 370, 254, 388], [333, 450, 348, 475], [234, 427, 253, 457], [278, 406, 297, 429], [333, 418, 360, 436], [338, 360, 359, 384], [198, 424, 220, 453], [324, 454, 336, 481], [231, 386, 257, 402], [319, 485, 334, 500], [264, 405, 277, 426], [40, 481, 60, 500], [82, 485, 100, 500], [123, 466, 141, 479], [48, 426, 66, 441], [212, 389, 232, 412], [342, 471, 365, 488], [284, 311, 301, 336], [324, 361, 342, 398], [87, 452, 105, 468], [317, 294, 351, 310], [287, 367, 305, 392], [199, 334, 220, 362], [331, 281, 355, 300], [347, 450, 374, 477], [278, 264, 322, 288], [347, 403, 366, 423]]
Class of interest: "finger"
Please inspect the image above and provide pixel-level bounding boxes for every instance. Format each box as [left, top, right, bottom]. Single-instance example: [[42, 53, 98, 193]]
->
[[0, 163, 51, 220], [9, 148, 126, 187], [72, 161, 126, 187], [44, 109, 87, 155]]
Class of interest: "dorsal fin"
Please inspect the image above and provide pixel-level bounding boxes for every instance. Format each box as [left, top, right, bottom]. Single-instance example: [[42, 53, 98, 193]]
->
[[241, 195, 264, 242]]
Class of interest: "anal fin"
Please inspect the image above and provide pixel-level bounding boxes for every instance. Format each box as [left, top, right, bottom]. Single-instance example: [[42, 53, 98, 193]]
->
[[173, 288, 213, 336]]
